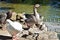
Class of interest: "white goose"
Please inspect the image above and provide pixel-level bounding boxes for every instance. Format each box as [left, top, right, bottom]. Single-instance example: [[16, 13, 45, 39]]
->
[[6, 19, 23, 36]]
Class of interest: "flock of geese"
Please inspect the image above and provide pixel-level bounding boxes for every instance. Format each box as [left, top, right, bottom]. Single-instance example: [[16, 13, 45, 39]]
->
[[0, 4, 47, 40]]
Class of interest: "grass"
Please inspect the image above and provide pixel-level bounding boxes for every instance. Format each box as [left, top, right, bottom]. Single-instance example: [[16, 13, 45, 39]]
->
[[0, 2, 33, 13]]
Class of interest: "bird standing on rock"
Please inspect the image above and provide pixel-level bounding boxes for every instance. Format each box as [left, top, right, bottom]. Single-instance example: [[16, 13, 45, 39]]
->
[[33, 4, 41, 24], [0, 13, 7, 30], [0, 10, 14, 30]]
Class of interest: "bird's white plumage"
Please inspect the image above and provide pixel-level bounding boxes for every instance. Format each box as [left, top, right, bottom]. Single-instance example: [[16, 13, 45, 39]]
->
[[13, 22, 23, 31], [6, 19, 23, 35], [34, 7, 40, 22], [35, 13, 40, 21]]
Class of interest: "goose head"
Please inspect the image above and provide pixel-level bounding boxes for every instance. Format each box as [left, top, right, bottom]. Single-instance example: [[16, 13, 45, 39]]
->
[[34, 4, 40, 8]]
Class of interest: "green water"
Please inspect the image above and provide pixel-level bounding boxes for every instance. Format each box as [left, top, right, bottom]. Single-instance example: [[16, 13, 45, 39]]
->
[[0, 2, 60, 22], [39, 6, 60, 22]]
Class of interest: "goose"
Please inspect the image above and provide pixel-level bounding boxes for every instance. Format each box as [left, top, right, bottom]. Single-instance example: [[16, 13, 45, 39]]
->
[[33, 4, 44, 23], [25, 4, 42, 27], [0, 13, 7, 30], [1, 10, 13, 30], [33, 4, 40, 20], [17, 4, 43, 28], [19, 4, 42, 28], [25, 4, 41, 23], [6, 19, 23, 40], [0, 10, 13, 30]]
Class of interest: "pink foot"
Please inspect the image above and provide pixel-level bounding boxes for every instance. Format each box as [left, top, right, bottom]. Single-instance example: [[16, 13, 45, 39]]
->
[[12, 35, 19, 40], [2, 27, 6, 31]]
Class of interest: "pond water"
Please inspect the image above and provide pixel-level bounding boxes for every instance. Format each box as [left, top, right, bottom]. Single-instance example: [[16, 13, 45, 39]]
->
[[42, 7, 60, 22]]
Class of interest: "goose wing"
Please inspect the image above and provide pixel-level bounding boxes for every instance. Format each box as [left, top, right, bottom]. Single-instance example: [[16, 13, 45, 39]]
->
[[6, 19, 23, 35]]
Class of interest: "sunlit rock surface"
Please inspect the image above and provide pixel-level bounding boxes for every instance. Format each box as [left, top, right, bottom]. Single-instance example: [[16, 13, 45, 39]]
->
[[16, 31, 59, 40]]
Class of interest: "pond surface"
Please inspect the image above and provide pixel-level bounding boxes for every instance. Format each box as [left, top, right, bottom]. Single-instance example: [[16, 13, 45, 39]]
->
[[42, 7, 60, 22]]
